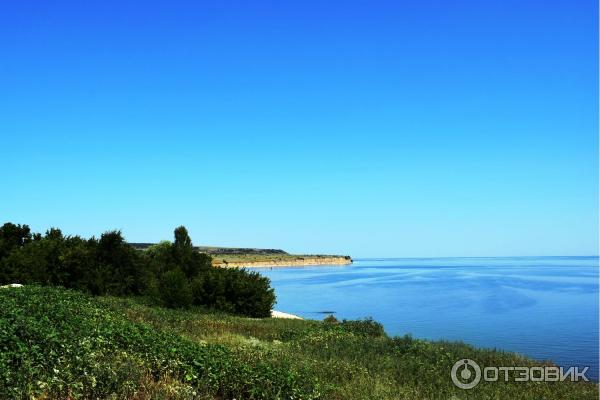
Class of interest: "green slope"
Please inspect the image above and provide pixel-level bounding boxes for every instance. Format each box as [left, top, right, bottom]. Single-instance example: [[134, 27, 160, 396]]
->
[[0, 286, 596, 399]]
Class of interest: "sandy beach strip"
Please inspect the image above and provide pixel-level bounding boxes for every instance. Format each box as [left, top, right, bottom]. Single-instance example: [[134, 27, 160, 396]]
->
[[271, 310, 303, 319]]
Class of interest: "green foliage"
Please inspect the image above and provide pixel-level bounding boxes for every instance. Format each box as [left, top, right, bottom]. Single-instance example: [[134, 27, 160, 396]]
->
[[338, 317, 385, 338], [159, 268, 193, 308], [145, 240, 178, 278], [0, 229, 145, 297], [0, 223, 32, 260], [97, 295, 598, 400], [171, 226, 210, 278], [143, 234, 273, 316], [191, 268, 275, 317], [96, 230, 146, 295], [0, 286, 318, 399], [0, 222, 275, 317]]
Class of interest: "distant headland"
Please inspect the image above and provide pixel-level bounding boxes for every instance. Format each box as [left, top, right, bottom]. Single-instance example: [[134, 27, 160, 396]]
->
[[130, 243, 352, 268]]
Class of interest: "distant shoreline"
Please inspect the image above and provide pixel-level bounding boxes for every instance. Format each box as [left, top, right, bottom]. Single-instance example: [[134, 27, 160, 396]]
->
[[128, 243, 352, 269], [214, 255, 352, 268]]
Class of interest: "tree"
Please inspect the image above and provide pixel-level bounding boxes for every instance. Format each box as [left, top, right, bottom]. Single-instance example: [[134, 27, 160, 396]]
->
[[191, 268, 275, 317], [172, 226, 210, 278], [45, 228, 63, 241], [0, 228, 67, 285], [60, 237, 98, 292], [174, 226, 192, 249], [159, 268, 193, 308], [0, 223, 32, 259], [0, 222, 275, 317], [96, 231, 144, 295]]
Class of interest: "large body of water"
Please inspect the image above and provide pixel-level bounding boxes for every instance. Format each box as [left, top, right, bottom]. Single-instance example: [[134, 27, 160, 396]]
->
[[251, 256, 599, 381]]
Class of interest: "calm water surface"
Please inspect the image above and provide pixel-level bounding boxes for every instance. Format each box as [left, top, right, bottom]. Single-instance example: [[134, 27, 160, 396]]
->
[[251, 256, 599, 380]]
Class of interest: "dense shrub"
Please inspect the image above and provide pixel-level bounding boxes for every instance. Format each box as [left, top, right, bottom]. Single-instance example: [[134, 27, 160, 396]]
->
[[190, 268, 275, 317], [0, 222, 275, 317], [0, 228, 146, 296], [159, 268, 193, 308], [339, 317, 385, 338], [144, 227, 275, 316], [0, 223, 32, 260]]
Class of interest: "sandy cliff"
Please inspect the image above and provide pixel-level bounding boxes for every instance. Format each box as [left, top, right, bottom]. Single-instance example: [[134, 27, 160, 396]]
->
[[214, 256, 352, 268]]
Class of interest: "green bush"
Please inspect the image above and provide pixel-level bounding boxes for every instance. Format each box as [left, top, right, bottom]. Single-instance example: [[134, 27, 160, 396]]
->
[[0, 226, 144, 296], [0, 223, 32, 260], [339, 317, 385, 337], [159, 268, 193, 308], [0, 222, 276, 317], [191, 268, 275, 317]]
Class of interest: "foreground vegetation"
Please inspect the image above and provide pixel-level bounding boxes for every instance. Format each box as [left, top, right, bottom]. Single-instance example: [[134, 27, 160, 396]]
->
[[0, 286, 595, 400], [0, 223, 274, 317]]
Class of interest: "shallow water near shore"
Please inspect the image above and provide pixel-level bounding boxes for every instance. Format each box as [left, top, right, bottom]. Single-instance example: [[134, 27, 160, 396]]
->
[[250, 256, 599, 381]]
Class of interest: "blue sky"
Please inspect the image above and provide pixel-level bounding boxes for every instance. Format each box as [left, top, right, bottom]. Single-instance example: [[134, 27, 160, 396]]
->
[[1, 1, 597, 257]]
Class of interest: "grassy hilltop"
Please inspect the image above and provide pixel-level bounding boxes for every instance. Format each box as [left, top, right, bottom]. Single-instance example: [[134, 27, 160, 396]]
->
[[0, 285, 595, 400]]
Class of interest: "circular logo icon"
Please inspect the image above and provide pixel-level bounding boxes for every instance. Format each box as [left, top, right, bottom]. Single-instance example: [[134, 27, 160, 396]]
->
[[451, 359, 481, 389]]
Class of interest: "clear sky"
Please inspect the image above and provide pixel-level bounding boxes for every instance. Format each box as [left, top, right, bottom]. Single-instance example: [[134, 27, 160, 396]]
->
[[1, 1, 597, 257]]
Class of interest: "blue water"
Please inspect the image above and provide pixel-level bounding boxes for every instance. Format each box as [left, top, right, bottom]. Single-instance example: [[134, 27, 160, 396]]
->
[[251, 256, 599, 381]]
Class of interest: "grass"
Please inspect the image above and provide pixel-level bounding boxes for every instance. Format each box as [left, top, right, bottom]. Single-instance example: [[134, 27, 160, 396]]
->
[[0, 286, 597, 399]]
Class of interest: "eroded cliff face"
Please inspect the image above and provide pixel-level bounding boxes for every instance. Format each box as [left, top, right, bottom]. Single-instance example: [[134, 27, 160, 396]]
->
[[213, 256, 352, 268]]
